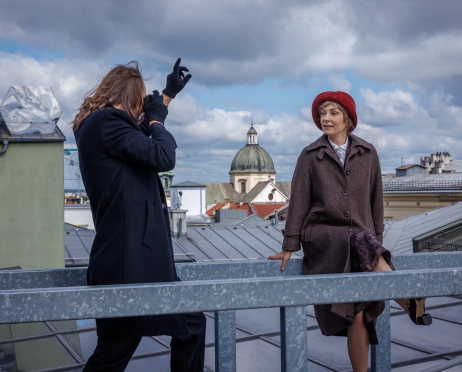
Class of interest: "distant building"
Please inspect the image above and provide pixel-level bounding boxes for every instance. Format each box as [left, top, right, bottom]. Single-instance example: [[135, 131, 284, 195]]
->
[[242, 181, 288, 204], [395, 164, 427, 177], [382, 173, 462, 220], [229, 122, 277, 194], [159, 170, 174, 191], [420, 152, 462, 174], [158, 171, 174, 207], [170, 181, 207, 216]]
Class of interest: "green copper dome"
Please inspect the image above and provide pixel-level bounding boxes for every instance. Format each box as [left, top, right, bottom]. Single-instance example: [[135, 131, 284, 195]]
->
[[229, 144, 275, 173], [230, 122, 276, 174]]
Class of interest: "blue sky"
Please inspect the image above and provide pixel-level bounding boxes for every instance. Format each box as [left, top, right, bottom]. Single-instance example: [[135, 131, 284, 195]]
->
[[1, 0, 462, 187]]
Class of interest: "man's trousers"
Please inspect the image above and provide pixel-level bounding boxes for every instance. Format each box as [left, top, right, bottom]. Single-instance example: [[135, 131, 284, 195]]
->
[[82, 312, 206, 372]]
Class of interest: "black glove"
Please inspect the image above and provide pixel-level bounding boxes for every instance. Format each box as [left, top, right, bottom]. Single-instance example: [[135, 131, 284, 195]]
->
[[143, 90, 168, 124], [162, 58, 192, 98]]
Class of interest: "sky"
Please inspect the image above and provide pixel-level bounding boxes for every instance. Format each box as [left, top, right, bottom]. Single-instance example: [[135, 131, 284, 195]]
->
[[1, 0, 462, 186]]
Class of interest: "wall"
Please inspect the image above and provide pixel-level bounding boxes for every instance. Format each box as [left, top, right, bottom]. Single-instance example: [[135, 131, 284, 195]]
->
[[170, 187, 206, 215], [251, 186, 287, 203], [383, 192, 462, 220], [0, 142, 64, 269], [64, 204, 94, 229], [229, 172, 276, 194]]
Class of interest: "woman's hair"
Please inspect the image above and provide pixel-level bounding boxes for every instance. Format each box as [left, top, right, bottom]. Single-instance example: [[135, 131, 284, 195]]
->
[[318, 100, 355, 135], [72, 61, 145, 131]]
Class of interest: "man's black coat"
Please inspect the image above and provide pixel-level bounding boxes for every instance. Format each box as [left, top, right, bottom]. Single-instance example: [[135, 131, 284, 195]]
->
[[74, 108, 187, 337]]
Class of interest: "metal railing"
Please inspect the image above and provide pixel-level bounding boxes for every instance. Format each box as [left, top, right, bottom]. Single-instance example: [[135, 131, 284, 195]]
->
[[1, 252, 462, 372], [383, 180, 462, 191]]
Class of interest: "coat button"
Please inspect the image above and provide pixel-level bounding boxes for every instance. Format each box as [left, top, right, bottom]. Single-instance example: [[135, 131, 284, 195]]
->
[[342, 190, 348, 196], [346, 169, 351, 175], [344, 211, 350, 217]]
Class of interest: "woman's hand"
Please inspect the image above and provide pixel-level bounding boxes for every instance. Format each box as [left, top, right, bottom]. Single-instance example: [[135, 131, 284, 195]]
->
[[268, 250, 292, 271], [144, 90, 168, 125], [162, 58, 192, 99]]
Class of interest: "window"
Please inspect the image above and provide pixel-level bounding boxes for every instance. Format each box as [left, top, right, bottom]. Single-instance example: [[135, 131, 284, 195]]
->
[[163, 178, 168, 189], [241, 182, 246, 194]]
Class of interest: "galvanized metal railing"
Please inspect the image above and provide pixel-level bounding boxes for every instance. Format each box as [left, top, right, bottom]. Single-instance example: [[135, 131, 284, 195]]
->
[[1, 252, 462, 372]]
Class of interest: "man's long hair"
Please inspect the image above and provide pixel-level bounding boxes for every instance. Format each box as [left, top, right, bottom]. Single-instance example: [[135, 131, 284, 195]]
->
[[72, 61, 145, 131]]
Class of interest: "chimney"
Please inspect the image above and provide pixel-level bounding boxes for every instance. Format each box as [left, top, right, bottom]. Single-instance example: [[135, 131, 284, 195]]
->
[[169, 209, 188, 238]]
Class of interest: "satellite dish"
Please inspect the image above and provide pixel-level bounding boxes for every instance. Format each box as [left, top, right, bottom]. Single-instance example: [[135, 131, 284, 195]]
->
[[430, 162, 435, 168]]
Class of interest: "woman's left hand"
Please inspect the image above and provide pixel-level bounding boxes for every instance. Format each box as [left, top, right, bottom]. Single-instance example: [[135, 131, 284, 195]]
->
[[268, 250, 292, 271]]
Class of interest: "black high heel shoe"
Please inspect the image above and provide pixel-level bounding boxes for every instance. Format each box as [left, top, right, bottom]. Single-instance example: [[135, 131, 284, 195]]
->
[[407, 298, 432, 325]]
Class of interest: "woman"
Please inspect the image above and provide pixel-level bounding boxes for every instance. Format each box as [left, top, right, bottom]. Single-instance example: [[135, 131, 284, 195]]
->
[[72, 60, 205, 372], [269, 91, 431, 372]]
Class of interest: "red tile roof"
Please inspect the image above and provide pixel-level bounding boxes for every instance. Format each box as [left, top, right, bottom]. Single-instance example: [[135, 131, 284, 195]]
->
[[206, 203, 225, 218], [251, 203, 287, 219], [232, 203, 252, 216], [206, 203, 252, 218]]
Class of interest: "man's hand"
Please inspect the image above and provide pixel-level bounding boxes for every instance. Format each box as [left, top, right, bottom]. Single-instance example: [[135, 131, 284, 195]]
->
[[162, 58, 192, 99], [144, 90, 168, 125], [268, 250, 292, 271]]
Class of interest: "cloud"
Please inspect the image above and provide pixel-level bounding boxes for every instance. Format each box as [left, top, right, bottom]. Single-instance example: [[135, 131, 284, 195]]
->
[[356, 88, 462, 172], [328, 74, 352, 92], [3, 0, 462, 89]]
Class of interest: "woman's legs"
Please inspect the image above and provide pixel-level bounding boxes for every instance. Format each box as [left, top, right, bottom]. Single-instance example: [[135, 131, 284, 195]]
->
[[372, 256, 409, 312], [347, 311, 369, 372]]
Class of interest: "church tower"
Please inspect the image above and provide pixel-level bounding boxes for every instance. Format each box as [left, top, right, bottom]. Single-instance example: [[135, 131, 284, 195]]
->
[[229, 122, 276, 194]]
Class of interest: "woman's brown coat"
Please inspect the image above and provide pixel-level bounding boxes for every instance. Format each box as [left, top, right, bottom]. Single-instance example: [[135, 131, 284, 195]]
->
[[282, 133, 384, 337]]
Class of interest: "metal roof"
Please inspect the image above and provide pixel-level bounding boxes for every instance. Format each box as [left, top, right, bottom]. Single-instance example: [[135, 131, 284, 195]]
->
[[383, 202, 462, 255], [170, 180, 206, 188], [65, 223, 300, 265], [445, 160, 462, 173], [203, 182, 241, 205]]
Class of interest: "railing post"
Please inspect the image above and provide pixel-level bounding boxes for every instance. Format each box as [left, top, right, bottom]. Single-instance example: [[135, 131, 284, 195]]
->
[[215, 310, 236, 372], [371, 300, 391, 372], [280, 306, 308, 372]]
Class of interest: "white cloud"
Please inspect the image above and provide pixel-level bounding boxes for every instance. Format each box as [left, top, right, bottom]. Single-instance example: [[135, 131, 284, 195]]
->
[[328, 74, 352, 92]]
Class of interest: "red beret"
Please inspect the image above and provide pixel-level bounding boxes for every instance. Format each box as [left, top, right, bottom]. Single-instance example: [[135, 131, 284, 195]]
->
[[311, 91, 357, 130]]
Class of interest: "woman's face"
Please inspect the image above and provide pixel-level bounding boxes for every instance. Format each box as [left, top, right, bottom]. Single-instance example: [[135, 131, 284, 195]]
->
[[319, 103, 349, 137]]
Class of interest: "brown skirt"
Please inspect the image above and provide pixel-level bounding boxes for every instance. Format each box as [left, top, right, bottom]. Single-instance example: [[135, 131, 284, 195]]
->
[[331, 229, 395, 345]]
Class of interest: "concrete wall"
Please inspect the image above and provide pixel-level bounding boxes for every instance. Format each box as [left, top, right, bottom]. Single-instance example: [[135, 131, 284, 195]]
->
[[0, 141, 64, 269]]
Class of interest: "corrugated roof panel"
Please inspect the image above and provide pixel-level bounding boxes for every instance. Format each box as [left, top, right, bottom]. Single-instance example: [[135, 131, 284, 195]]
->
[[186, 228, 232, 260], [172, 238, 210, 262], [225, 227, 280, 257], [194, 228, 247, 260], [65, 231, 91, 260], [241, 226, 283, 253], [210, 228, 265, 259]]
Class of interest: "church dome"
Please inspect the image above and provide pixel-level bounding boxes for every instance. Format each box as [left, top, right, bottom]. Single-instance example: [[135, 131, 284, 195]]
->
[[229, 123, 276, 174]]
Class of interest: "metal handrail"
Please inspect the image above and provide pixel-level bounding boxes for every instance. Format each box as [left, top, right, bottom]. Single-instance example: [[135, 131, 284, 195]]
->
[[1, 252, 462, 372]]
